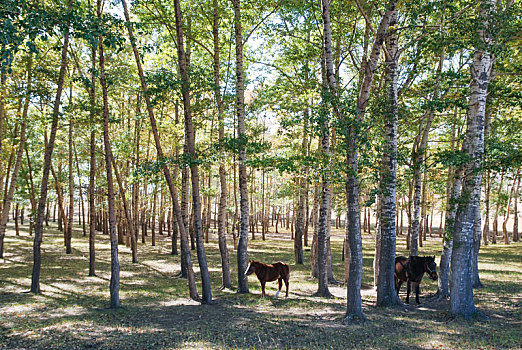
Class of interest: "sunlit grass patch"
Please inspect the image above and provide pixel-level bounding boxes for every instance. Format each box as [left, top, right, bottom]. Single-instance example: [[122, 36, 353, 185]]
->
[[1, 222, 521, 349]]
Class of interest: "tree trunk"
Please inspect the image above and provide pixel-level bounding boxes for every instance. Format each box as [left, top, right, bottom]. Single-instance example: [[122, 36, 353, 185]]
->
[[173, 0, 212, 303], [213, 0, 231, 286], [0, 58, 31, 257], [472, 206, 483, 288], [30, 11, 71, 291], [502, 170, 519, 244], [437, 172, 461, 299], [121, 0, 198, 300], [513, 175, 520, 242], [88, 44, 96, 275], [66, 107, 74, 254], [294, 113, 308, 264], [232, 0, 249, 294], [450, 0, 494, 317], [344, 0, 397, 323], [482, 173, 491, 245], [492, 172, 503, 244], [112, 157, 137, 263], [151, 189, 157, 246], [98, 0, 120, 308], [73, 144, 87, 237], [25, 148, 37, 236], [316, 0, 336, 298], [410, 47, 445, 255], [376, 10, 401, 307], [51, 162, 68, 239]]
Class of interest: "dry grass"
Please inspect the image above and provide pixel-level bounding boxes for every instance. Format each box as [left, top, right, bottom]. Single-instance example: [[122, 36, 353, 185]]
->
[[1, 221, 521, 349]]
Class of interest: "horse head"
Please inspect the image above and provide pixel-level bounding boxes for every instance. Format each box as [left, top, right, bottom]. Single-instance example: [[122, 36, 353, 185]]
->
[[425, 256, 438, 281], [244, 260, 256, 277]]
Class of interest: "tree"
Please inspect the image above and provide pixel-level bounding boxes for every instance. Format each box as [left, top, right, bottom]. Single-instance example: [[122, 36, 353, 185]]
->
[[344, 0, 398, 323], [31, 0, 72, 294], [316, 0, 335, 298], [97, 0, 120, 308], [376, 8, 402, 307], [0, 57, 31, 258], [212, 0, 232, 289], [120, 0, 199, 300], [450, 0, 496, 318], [173, 0, 212, 303], [231, 0, 249, 294]]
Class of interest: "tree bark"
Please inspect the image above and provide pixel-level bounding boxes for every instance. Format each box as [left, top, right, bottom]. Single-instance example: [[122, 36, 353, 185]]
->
[[316, 0, 336, 298], [437, 171, 462, 299], [66, 103, 74, 254], [376, 8, 401, 308], [513, 175, 520, 242], [450, 0, 494, 318], [231, 0, 249, 294], [492, 172, 503, 244], [410, 48, 445, 255], [213, 0, 231, 288], [0, 58, 31, 258], [98, 0, 120, 308], [294, 112, 308, 265], [31, 5, 71, 292], [502, 170, 519, 244], [121, 0, 198, 300], [88, 42, 97, 277], [112, 157, 138, 263], [173, 0, 212, 303], [345, 0, 397, 323]]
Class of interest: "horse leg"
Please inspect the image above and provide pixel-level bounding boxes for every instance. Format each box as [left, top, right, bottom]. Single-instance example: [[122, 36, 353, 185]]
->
[[406, 281, 411, 304], [415, 283, 421, 304], [261, 280, 266, 298], [396, 279, 403, 296], [284, 277, 289, 297], [274, 278, 282, 299]]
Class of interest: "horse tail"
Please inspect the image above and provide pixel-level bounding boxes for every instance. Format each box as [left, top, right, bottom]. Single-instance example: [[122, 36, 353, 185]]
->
[[284, 264, 290, 279], [276, 262, 290, 280]]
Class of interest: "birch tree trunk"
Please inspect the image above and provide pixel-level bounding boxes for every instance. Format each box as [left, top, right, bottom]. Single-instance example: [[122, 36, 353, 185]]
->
[[173, 0, 212, 303], [437, 171, 462, 299], [213, 0, 231, 288], [472, 206, 483, 288], [410, 48, 445, 255], [231, 0, 249, 293], [316, 0, 336, 298], [376, 10, 401, 307], [450, 0, 495, 317], [345, 0, 397, 323]]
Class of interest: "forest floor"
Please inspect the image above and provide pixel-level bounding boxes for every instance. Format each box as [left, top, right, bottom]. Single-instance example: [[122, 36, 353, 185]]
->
[[1, 221, 521, 349]]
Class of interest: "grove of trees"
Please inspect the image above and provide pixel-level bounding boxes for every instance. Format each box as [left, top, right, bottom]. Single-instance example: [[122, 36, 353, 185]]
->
[[0, 0, 520, 324]]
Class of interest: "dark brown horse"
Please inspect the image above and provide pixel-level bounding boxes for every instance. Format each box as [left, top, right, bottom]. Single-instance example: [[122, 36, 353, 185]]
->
[[395, 256, 438, 304], [245, 260, 290, 298]]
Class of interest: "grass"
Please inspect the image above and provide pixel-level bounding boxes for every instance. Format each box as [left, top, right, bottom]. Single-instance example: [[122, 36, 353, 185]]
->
[[1, 220, 521, 349]]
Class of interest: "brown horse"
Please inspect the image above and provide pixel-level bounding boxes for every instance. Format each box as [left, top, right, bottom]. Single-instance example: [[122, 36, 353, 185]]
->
[[395, 255, 438, 304], [245, 260, 290, 298]]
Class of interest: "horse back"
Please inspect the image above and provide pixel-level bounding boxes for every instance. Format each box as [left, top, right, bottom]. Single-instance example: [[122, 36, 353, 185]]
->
[[273, 262, 290, 280]]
